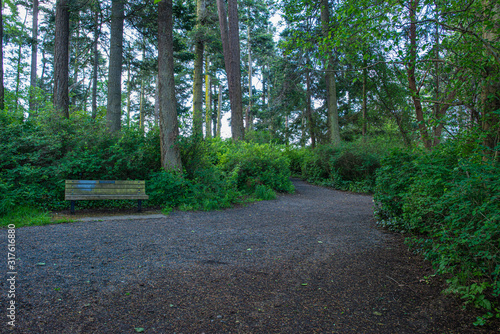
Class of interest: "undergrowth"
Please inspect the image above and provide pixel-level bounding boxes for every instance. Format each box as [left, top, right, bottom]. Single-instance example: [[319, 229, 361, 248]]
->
[[0, 111, 293, 223], [374, 141, 500, 326]]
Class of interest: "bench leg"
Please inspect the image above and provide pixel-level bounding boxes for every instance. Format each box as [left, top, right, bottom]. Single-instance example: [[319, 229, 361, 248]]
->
[[138, 200, 142, 212], [70, 201, 75, 214]]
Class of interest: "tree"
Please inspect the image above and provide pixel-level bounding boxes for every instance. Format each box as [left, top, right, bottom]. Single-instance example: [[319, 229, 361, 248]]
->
[[91, 0, 101, 120], [0, 0, 4, 110], [29, 0, 38, 113], [217, 0, 244, 140], [53, 0, 70, 118], [205, 54, 212, 138], [158, 0, 182, 171], [192, 0, 206, 139], [320, 0, 340, 144], [106, 0, 125, 132]]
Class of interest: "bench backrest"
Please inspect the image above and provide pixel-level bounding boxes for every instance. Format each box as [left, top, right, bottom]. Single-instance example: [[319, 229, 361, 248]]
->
[[65, 180, 149, 200]]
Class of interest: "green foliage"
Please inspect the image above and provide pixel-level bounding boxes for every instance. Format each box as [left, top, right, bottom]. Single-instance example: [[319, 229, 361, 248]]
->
[[289, 141, 383, 193], [254, 184, 277, 201], [0, 111, 161, 213], [218, 142, 295, 193], [374, 142, 500, 318], [0, 112, 293, 217], [0, 207, 53, 228]]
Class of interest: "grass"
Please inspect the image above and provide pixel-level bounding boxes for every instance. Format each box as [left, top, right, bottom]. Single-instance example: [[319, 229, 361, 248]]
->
[[0, 207, 74, 228]]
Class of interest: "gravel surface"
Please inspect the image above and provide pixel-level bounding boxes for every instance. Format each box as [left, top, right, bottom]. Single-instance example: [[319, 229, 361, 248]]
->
[[0, 179, 495, 333]]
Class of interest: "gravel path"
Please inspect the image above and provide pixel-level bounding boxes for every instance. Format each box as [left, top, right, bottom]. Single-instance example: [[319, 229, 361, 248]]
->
[[0, 179, 491, 333]]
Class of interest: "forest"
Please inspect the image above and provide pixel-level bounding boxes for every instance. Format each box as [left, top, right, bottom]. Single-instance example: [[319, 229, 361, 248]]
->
[[0, 0, 499, 326]]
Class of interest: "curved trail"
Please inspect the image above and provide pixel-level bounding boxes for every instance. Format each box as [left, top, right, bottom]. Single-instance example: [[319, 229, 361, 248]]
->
[[1, 180, 484, 333]]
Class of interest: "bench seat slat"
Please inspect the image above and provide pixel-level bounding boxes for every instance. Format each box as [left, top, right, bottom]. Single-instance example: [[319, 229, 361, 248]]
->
[[65, 187, 146, 194], [66, 180, 145, 185], [65, 195, 149, 200]]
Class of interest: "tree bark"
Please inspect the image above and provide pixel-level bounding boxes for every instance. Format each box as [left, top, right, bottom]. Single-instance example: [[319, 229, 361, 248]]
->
[[217, 0, 244, 140], [217, 84, 222, 138], [192, 0, 205, 139], [91, 1, 100, 120], [106, 0, 125, 132], [321, 0, 340, 145], [139, 44, 145, 130], [54, 0, 70, 118], [306, 67, 316, 148], [192, 39, 204, 138], [154, 75, 159, 126], [158, 0, 182, 171], [481, 0, 500, 159], [407, 0, 431, 148], [29, 0, 39, 113], [205, 54, 212, 138], [0, 0, 3, 111], [246, 25, 252, 131], [126, 61, 131, 126], [362, 59, 367, 138]]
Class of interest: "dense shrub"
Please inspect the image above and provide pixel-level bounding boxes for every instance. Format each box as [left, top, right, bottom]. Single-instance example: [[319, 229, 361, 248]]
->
[[288, 142, 383, 193], [374, 143, 500, 320], [0, 111, 293, 217], [218, 142, 295, 194]]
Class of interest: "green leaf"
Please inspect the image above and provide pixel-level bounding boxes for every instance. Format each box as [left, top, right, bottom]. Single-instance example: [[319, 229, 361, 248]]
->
[[134, 328, 145, 333]]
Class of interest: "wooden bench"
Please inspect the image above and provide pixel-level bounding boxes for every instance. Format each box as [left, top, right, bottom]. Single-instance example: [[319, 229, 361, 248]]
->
[[65, 180, 149, 214]]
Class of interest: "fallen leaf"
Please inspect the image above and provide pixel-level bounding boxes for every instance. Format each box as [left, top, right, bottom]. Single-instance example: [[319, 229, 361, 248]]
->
[[134, 328, 145, 333], [373, 311, 382, 316], [36, 263, 46, 266]]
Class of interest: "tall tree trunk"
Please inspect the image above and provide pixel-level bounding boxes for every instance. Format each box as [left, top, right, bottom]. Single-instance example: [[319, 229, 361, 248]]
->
[[54, 0, 70, 118], [91, 2, 100, 120], [29, 0, 39, 113], [205, 54, 212, 138], [126, 61, 131, 126], [158, 0, 182, 171], [321, 0, 340, 144], [0, 0, 4, 111], [154, 75, 159, 126], [71, 11, 80, 110], [481, 0, 500, 159], [407, 0, 431, 148], [15, 12, 28, 113], [217, 84, 222, 138], [262, 65, 266, 108], [306, 67, 316, 148], [192, 0, 205, 139], [217, 0, 244, 140], [212, 83, 217, 137], [106, 0, 125, 133], [246, 25, 252, 131], [139, 44, 145, 130], [362, 59, 367, 138]]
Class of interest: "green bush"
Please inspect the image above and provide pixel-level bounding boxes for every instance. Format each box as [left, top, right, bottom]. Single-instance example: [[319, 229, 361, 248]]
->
[[218, 142, 295, 193], [374, 142, 500, 318], [0, 110, 295, 217], [289, 143, 383, 193]]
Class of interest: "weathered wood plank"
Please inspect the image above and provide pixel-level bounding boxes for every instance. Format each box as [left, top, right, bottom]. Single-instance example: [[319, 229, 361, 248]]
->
[[66, 180, 145, 184], [65, 184, 145, 190], [66, 189, 146, 195], [65, 195, 149, 200], [64, 180, 149, 201]]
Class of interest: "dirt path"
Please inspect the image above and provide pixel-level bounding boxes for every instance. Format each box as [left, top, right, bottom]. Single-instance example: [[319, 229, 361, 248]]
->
[[0, 180, 491, 333]]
